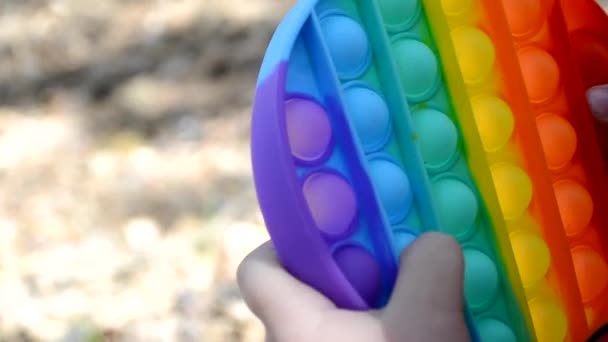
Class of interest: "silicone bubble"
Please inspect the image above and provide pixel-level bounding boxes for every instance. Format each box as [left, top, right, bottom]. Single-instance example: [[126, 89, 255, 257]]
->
[[537, 114, 577, 170], [554, 180, 593, 237], [502, 0, 544, 38], [392, 228, 417, 258], [471, 96, 515, 152], [285, 98, 332, 162], [377, 0, 420, 31], [440, 0, 473, 17], [320, 14, 371, 79], [342, 85, 391, 152], [529, 298, 568, 342], [491, 163, 533, 220], [451, 26, 496, 85], [518, 47, 561, 104], [412, 108, 458, 170], [463, 249, 499, 311], [510, 230, 551, 287], [368, 158, 413, 224], [476, 319, 517, 342], [391, 38, 439, 101], [334, 245, 382, 306], [572, 246, 608, 303], [303, 172, 357, 237], [432, 177, 479, 238]]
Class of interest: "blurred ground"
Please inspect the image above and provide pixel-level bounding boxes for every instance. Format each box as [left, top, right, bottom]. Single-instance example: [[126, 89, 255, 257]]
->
[[0, 1, 606, 342], [0, 1, 295, 341]]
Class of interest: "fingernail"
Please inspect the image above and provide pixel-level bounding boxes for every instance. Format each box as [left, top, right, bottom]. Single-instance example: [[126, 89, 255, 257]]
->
[[588, 85, 608, 123]]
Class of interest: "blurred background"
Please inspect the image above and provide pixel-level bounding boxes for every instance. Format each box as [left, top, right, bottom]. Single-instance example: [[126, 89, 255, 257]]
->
[[0, 0, 295, 341], [0, 1, 606, 341]]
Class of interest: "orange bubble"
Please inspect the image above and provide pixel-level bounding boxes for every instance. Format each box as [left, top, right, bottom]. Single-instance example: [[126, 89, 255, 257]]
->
[[554, 180, 593, 237], [536, 114, 577, 170], [572, 246, 608, 303], [518, 47, 560, 104], [502, 0, 544, 37]]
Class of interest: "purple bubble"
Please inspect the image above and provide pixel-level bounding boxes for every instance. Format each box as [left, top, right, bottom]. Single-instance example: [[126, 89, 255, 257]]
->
[[334, 246, 382, 305], [303, 172, 357, 237], [285, 98, 332, 163]]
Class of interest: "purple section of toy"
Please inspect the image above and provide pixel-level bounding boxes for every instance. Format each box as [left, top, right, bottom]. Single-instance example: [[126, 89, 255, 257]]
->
[[251, 62, 370, 309]]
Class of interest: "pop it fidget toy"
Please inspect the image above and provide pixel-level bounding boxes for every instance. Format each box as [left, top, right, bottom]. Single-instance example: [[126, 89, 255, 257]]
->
[[250, 0, 608, 341]]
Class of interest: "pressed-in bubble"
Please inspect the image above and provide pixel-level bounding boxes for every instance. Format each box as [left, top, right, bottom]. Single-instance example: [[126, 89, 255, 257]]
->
[[440, 0, 473, 17], [477, 319, 517, 342], [518, 47, 561, 104], [491, 163, 533, 220], [432, 177, 478, 238], [412, 108, 458, 170], [529, 298, 567, 342], [554, 180, 593, 237], [285, 98, 332, 162], [463, 249, 499, 311], [377, 0, 420, 31], [391, 38, 439, 101], [368, 158, 413, 224], [572, 245, 608, 303], [471, 96, 514, 152], [320, 14, 371, 79], [511, 230, 550, 287], [451, 26, 496, 85], [502, 0, 544, 37], [537, 114, 577, 170], [334, 246, 382, 306], [342, 85, 391, 152], [303, 172, 357, 237]]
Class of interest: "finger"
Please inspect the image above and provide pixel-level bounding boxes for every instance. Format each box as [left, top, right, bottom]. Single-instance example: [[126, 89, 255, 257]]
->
[[382, 233, 469, 341], [236, 241, 334, 326], [588, 84, 608, 123], [386, 232, 465, 313]]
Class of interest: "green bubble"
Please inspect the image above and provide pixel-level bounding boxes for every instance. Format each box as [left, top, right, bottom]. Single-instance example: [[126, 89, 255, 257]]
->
[[432, 178, 478, 238], [377, 0, 420, 30], [477, 318, 517, 342], [391, 38, 439, 101], [412, 108, 458, 170], [463, 249, 499, 310]]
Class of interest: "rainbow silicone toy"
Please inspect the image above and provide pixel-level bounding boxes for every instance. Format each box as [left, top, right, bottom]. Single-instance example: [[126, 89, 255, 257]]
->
[[250, 0, 608, 341]]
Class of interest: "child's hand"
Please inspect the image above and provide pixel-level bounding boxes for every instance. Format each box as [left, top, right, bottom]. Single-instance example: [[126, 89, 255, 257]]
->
[[237, 233, 470, 342]]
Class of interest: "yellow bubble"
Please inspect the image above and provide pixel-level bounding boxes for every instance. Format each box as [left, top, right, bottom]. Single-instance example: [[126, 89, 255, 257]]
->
[[510, 230, 550, 287], [441, 0, 473, 17], [529, 298, 567, 342], [491, 163, 533, 220], [451, 26, 496, 85], [471, 96, 515, 152]]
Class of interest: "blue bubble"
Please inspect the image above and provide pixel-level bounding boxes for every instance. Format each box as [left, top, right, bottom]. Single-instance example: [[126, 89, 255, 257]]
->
[[342, 85, 391, 151], [320, 14, 371, 79], [368, 158, 413, 223], [393, 229, 417, 257]]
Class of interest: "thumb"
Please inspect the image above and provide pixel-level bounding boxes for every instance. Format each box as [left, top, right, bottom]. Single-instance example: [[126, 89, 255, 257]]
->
[[588, 84, 608, 124], [381, 233, 470, 342]]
